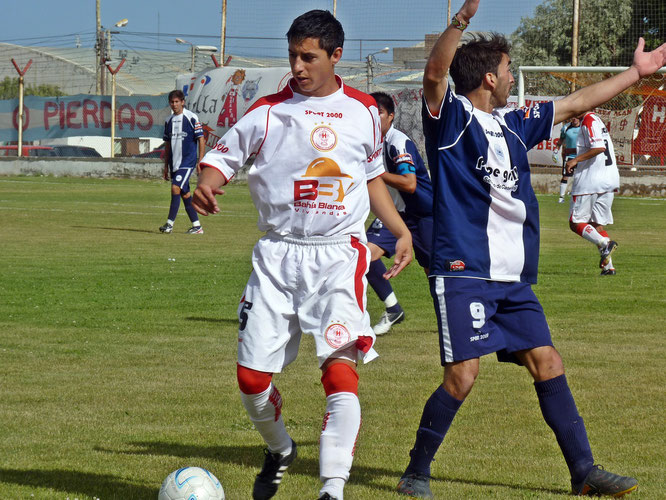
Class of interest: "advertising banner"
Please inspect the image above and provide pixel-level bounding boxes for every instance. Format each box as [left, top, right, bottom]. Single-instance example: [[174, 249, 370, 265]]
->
[[0, 94, 170, 142], [176, 67, 292, 150], [634, 95, 666, 160]]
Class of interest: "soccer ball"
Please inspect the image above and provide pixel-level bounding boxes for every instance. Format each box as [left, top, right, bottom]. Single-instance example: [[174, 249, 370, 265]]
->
[[158, 467, 225, 500]]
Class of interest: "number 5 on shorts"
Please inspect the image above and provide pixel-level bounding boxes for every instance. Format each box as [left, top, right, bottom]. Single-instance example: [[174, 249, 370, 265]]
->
[[239, 300, 253, 330]]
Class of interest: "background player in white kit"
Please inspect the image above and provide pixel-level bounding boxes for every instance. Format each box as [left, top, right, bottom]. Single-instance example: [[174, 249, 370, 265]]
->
[[160, 90, 205, 234], [192, 10, 412, 500], [566, 111, 620, 275]]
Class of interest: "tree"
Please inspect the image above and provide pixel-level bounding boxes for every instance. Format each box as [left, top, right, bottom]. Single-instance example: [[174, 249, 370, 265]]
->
[[0, 77, 66, 100], [510, 0, 658, 69]]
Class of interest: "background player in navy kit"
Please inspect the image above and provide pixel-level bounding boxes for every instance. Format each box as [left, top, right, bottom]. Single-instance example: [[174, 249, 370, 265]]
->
[[396, 0, 666, 497], [554, 116, 580, 203], [366, 91, 434, 335], [160, 90, 205, 234]]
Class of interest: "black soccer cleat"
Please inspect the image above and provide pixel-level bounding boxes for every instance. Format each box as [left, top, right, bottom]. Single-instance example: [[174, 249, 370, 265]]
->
[[599, 240, 618, 269], [159, 223, 173, 234], [252, 440, 297, 500], [600, 268, 616, 276], [397, 472, 433, 498], [572, 464, 638, 497]]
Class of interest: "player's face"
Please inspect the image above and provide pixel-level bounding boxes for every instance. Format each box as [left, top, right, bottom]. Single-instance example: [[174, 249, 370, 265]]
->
[[571, 117, 580, 127], [377, 106, 394, 137], [169, 97, 185, 115], [492, 53, 514, 108], [288, 37, 342, 97]]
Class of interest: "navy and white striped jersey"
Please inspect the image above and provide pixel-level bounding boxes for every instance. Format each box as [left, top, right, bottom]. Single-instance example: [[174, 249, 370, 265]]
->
[[163, 108, 204, 171], [423, 86, 554, 283], [383, 126, 433, 217]]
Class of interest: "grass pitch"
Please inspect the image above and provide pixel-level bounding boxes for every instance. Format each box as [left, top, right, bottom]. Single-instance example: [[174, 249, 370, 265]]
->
[[0, 176, 664, 499]]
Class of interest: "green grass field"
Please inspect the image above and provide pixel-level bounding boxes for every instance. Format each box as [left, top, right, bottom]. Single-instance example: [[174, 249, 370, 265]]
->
[[0, 176, 664, 499]]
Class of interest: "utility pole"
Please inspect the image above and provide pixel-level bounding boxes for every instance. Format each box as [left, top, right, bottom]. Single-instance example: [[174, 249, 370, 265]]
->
[[96, 0, 101, 94], [220, 0, 227, 64], [571, 0, 580, 92]]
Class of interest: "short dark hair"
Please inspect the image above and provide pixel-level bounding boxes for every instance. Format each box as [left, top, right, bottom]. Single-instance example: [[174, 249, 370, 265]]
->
[[168, 89, 185, 101], [370, 91, 395, 115], [286, 10, 344, 56], [450, 33, 511, 96]]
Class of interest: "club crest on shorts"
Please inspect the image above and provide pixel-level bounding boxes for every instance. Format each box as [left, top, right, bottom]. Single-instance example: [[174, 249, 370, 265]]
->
[[311, 123, 338, 152], [175, 174, 183, 182], [324, 323, 351, 348]]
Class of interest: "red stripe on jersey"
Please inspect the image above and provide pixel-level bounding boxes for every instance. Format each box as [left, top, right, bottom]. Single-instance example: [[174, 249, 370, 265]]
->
[[582, 113, 596, 140], [350, 236, 368, 311], [244, 83, 295, 157], [200, 162, 232, 184], [342, 79, 381, 149]]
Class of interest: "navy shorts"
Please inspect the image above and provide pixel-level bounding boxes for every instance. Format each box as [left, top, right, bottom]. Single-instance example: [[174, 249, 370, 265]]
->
[[366, 213, 433, 269], [171, 167, 195, 194], [430, 276, 553, 365]]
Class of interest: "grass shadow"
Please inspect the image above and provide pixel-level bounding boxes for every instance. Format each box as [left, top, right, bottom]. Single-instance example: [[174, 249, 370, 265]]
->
[[0, 468, 155, 498], [72, 225, 157, 234], [186, 316, 239, 325]]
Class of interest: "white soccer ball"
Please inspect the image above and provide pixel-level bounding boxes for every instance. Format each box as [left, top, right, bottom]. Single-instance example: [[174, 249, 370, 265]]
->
[[158, 467, 225, 500]]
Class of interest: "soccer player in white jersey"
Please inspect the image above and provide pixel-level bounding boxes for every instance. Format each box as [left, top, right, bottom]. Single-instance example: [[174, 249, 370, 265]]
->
[[192, 10, 412, 500], [395, 0, 666, 497], [160, 90, 205, 234], [565, 112, 620, 275]]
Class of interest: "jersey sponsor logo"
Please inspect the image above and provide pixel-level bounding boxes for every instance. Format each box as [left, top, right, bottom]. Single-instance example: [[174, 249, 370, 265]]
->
[[475, 156, 519, 192], [367, 146, 382, 163], [324, 323, 351, 348], [213, 143, 229, 153], [446, 259, 466, 272], [293, 157, 353, 216], [310, 123, 338, 152]]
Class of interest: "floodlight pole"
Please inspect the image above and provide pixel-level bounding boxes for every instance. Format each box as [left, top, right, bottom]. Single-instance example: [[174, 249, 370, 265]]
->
[[11, 58, 32, 158], [106, 58, 126, 158], [220, 0, 227, 64]]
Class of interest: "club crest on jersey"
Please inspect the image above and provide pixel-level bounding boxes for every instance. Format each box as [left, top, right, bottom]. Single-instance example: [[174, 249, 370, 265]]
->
[[310, 123, 338, 152], [325, 323, 351, 348]]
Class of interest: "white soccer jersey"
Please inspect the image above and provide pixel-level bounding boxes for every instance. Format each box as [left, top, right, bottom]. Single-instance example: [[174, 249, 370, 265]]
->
[[200, 76, 384, 241], [571, 112, 620, 195]]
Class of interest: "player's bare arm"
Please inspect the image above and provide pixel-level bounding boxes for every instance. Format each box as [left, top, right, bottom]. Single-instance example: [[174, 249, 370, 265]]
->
[[367, 176, 413, 279], [423, 0, 479, 114], [196, 136, 206, 174], [554, 37, 666, 125], [192, 166, 227, 216], [565, 147, 605, 174], [382, 171, 417, 193], [163, 142, 171, 180]]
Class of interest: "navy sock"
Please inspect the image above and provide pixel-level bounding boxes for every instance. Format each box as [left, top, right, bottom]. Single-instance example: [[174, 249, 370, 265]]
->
[[534, 374, 594, 484], [406, 385, 463, 476], [167, 193, 180, 222], [367, 259, 394, 302], [182, 195, 200, 224]]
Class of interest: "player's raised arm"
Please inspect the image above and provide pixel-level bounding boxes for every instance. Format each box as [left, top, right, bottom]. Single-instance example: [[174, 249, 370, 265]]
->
[[554, 37, 666, 125], [367, 176, 413, 278], [423, 0, 479, 114]]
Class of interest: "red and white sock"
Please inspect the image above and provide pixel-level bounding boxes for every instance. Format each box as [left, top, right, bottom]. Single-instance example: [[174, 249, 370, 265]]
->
[[318, 364, 361, 500], [240, 383, 292, 455], [574, 223, 608, 248]]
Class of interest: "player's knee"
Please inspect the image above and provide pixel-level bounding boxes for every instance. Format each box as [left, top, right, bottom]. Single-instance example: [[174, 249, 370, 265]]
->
[[237, 364, 272, 394], [443, 362, 478, 399], [321, 362, 359, 396], [181, 192, 191, 199], [570, 221, 583, 234]]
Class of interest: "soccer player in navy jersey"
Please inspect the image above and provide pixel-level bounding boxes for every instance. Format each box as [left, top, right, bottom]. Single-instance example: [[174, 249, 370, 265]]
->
[[396, 0, 666, 497], [159, 90, 205, 234], [366, 91, 434, 335]]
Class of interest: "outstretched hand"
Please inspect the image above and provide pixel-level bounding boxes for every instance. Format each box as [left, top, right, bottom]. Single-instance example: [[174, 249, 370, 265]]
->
[[633, 37, 666, 78], [382, 235, 412, 279]]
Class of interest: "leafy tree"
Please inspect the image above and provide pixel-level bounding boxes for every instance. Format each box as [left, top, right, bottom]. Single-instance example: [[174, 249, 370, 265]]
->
[[0, 76, 66, 100], [510, 0, 659, 68]]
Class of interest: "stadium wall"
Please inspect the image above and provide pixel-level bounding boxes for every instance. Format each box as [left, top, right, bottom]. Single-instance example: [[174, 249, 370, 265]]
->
[[0, 159, 663, 196]]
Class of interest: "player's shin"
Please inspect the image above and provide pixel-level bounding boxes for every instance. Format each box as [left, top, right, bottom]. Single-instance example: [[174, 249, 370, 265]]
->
[[534, 374, 594, 485], [238, 366, 292, 454], [319, 363, 361, 499]]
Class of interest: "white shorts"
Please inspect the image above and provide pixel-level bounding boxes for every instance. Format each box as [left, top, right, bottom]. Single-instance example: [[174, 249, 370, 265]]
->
[[570, 192, 615, 225], [237, 232, 378, 373]]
